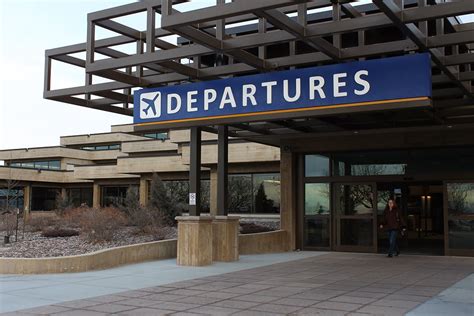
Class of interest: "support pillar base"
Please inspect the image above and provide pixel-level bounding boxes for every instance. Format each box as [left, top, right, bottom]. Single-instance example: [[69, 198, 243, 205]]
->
[[212, 216, 240, 262], [176, 216, 213, 266]]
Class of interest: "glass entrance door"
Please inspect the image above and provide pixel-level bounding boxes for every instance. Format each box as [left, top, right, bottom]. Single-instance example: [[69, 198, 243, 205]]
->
[[333, 183, 377, 252]]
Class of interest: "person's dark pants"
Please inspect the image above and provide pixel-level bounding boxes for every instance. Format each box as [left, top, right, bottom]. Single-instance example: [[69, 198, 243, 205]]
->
[[388, 229, 399, 255]]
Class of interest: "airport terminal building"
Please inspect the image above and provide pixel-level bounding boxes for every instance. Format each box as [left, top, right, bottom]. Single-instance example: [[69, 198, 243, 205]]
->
[[3, 0, 474, 259]]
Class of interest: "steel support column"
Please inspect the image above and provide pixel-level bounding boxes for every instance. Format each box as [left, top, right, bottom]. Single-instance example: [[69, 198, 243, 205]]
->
[[189, 126, 201, 216], [217, 125, 228, 215]]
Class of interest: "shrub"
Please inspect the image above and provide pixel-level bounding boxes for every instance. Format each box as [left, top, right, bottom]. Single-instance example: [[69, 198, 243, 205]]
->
[[0, 211, 17, 237], [25, 215, 59, 232], [239, 222, 273, 234], [130, 207, 166, 240], [42, 228, 79, 238], [77, 207, 126, 243]]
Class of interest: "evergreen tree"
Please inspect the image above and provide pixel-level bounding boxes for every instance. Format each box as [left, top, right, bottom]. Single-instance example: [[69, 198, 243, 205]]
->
[[254, 183, 274, 213], [149, 173, 179, 226], [121, 186, 140, 216]]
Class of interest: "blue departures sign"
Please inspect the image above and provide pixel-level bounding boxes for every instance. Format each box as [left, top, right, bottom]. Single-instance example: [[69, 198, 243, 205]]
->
[[134, 53, 431, 126]]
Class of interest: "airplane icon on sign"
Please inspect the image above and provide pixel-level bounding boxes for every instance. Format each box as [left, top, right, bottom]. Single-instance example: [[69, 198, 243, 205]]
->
[[142, 92, 160, 116]]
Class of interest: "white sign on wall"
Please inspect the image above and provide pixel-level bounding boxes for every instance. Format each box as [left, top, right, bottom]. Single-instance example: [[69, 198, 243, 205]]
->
[[189, 193, 196, 206]]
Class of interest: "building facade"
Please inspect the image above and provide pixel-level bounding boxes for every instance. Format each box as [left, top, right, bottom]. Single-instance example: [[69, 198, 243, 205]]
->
[[30, 0, 474, 259], [0, 125, 280, 216]]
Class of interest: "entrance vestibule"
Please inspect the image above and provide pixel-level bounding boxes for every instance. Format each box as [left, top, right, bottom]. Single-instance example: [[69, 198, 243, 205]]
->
[[300, 146, 474, 256]]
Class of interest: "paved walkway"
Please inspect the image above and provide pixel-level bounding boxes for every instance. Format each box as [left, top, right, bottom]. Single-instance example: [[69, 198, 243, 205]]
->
[[0, 252, 322, 314], [1, 252, 473, 316]]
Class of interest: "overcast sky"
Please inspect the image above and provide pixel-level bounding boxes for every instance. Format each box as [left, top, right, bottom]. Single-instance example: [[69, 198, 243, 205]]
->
[[0, 1, 472, 150]]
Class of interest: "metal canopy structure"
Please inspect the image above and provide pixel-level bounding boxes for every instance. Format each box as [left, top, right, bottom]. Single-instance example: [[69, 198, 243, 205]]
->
[[44, 0, 474, 145]]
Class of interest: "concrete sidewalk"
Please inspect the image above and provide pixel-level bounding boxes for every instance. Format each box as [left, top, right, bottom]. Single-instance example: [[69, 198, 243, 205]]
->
[[1, 252, 473, 315], [0, 251, 323, 314], [407, 273, 474, 316]]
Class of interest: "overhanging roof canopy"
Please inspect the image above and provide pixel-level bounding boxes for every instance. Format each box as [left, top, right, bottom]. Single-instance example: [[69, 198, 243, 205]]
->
[[44, 0, 474, 143]]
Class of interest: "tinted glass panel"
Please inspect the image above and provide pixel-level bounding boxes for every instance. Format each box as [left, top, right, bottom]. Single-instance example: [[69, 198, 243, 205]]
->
[[31, 187, 60, 211], [253, 174, 280, 214], [337, 184, 374, 215], [102, 186, 129, 207], [34, 161, 49, 169], [228, 175, 252, 213], [305, 155, 329, 177], [49, 161, 61, 170], [304, 218, 330, 247], [340, 219, 373, 246], [448, 219, 474, 250], [305, 183, 330, 215], [447, 183, 474, 215]]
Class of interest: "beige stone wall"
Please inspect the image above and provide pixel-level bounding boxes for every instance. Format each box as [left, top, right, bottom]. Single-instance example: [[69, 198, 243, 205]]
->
[[121, 139, 178, 153], [181, 142, 280, 165], [0, 167, 91, 184], [117, 156, 198, 174], [239, 230, 289, 255], [169, 130, 217, 143], [60, 132, 147, 146], [74, 165, 139, 180], [0, 147, 121, 162], [0, 240, 177, 274]]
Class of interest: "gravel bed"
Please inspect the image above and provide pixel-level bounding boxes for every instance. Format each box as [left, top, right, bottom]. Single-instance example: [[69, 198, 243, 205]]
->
[[239, 218, 280, 231], [0, 226, 177, 258]]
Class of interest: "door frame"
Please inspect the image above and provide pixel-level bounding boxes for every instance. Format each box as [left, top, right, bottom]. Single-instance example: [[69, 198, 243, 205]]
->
[[443, 180, 474, 257], [332, 182, 378, 253]]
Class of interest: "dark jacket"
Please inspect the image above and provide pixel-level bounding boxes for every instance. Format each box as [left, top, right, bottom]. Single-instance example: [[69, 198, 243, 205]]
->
[[383, 207, 406, 230]]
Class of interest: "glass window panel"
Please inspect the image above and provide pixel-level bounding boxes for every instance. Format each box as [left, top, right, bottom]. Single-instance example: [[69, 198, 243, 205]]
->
[[82, 146, 94, 151], [305, 155, 329, 177], [82, 188, 93, 207], [377, 190, 392, 215], [304, 218, 330, 247], [22, 162, 34, 168], [340, 219, 373, 246], [34, 161, 49, 169], [101, 186, 130, 207], [337, 184, 374, 215], [49, 160, 61, 170], [448, 219, 474, 250], [95, 145, 109, 151], [253, 173, 280, 214], [332, 160, 346, 176], [228, 175, 253, 213], [447, 183, 474, 215], [108, 144, 120, 150], [305, 183, 330, 215], [351, 164, 406, 176], [70, 188, 81, 206]]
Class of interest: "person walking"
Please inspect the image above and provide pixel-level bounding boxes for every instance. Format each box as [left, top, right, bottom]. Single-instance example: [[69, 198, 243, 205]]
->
[[379, 198, 406, 257]]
